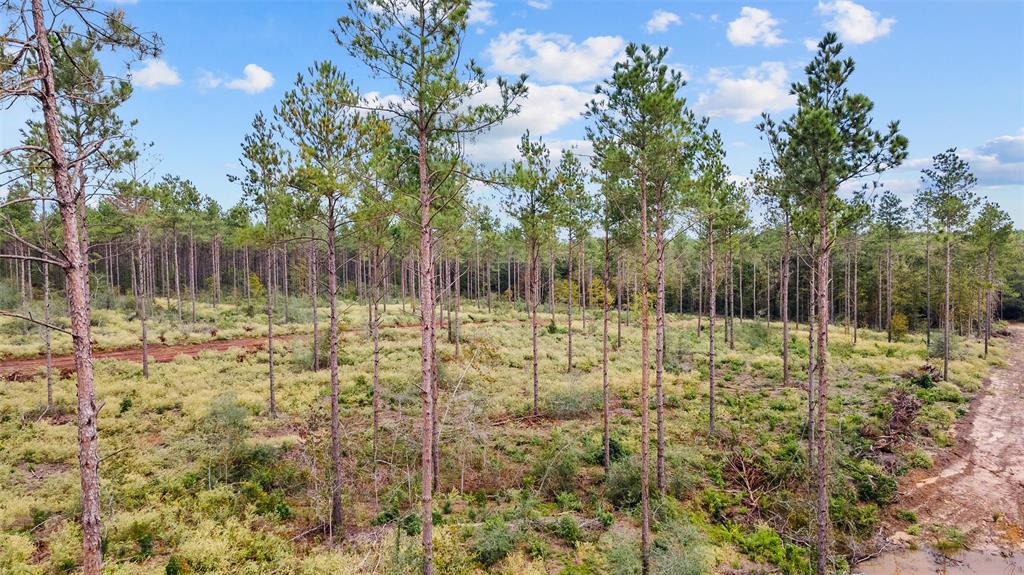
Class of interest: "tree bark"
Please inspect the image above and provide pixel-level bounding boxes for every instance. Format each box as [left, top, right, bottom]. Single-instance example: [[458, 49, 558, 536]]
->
[[417, 129, 436, 575], [530, 241, 540, 416], [266, 247, 276, 418], [943, 234, 951, 380], [655, 206, 666, 494], [189, 225, 197, 323], [567, 234, 574, 372], [602, 216, 611, 472], [707, 222, 717, 436], [638, 181, 652, 575], [814, 199, 832, 575], [781, 215, 791, 386], [326, 202, 343, 538], [31, 1, 102, 569]]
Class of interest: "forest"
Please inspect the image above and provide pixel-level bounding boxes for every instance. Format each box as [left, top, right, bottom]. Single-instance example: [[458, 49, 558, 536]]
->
[[1, 1, 1022, 574]]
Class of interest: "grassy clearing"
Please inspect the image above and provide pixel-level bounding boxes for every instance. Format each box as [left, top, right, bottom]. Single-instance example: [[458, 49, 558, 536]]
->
[[0, 301, 1004, 574]]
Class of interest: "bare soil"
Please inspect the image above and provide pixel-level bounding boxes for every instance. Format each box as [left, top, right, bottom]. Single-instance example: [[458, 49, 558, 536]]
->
[[858, 325, 1024, 574], [0, 336, 284, 380], [898, 325, 1024, 551]]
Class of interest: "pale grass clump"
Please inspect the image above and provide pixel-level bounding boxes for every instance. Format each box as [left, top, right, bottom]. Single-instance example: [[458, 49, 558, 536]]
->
[[0, 532, 38, 575]]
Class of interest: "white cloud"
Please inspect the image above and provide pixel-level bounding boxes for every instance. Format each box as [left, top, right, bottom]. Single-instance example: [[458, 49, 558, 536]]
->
[[709, 13, 720, 23], [486, 29, 625, 84], [131, 58, 181, 89], [226, 64, 274, 94], [646, 10, 681, 34], [959, 132, 1024, 186], [979, 130, 1024, 165], [817, 0, 895, 44], [201, 64, 274, 94], [803, 37, 819, 51], [727, 7, 785, 47], [526, 0, 551, 9], [468, 0, 495, 26], [695, 62, 796, 122], [466, 80, 594, 164]]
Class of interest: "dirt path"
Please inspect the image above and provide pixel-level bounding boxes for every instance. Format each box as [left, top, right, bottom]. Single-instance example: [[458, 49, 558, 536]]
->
[[0, 336, 284, 380], [897, 325, 1024, 551], [0, 319, 529, 380]]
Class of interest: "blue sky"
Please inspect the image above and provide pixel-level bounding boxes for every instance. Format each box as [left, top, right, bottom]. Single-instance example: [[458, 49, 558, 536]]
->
[[5, 0, 1023, 225]]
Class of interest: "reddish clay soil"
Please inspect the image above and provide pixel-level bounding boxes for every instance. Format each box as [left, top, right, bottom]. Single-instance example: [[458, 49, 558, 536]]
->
[[0, 318, 528, 381], [0, 336, 284, 380], [893, 324, 1024, 551]]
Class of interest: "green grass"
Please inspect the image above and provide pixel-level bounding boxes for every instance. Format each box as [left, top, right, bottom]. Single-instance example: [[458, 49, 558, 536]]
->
[[0, 299, 1006, 574]]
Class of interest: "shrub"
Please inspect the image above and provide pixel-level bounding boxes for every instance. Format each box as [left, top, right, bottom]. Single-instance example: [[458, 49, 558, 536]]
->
[[849, 460, 897, 505], [541, 385, 601, 419], [555, 491, 581, 511], [906, 449, 933, 470], [928, 332, 963, 360], [530, 434, 580, 498], [587, 435, 626, 466], [604, 458, 643, 510], [740, 526, 809, 575], [892, 313, 909, 341], [473, 517, 516, 567], [553, 515, 581, 545]]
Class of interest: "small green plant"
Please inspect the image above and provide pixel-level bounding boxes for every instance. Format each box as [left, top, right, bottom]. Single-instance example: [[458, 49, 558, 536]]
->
[[553, 515, 581, 544], [473, 517, 515, 567], [895, 509, 918, 523]]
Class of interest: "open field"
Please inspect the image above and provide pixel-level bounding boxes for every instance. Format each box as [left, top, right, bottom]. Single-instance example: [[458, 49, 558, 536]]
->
[[0, 302, 1011, 574]]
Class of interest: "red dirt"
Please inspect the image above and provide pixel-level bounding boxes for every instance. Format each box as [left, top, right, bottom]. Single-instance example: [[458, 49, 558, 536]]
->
[[0, 318, 528, 380], [0, 336, 287, 380]]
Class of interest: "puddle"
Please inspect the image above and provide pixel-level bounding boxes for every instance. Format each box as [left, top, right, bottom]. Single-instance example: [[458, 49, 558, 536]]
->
[[855, 549, 1023, 574]]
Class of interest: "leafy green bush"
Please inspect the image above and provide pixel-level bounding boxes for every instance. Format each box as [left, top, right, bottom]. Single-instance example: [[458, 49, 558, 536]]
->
[[906, 449, 933, 469], [553, 515, 581, 544], [849, 459, 897, 505], [739, 526, 809, 575], [604, 457, 644, 510], [892, 313, 909, 341], [473, 516, 516, 567], [530, 434, 580, 498]]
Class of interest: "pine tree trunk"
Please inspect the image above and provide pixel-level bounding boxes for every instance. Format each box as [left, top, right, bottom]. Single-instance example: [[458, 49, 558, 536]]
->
[[309, 237, 319, 371], [417, 132, 436, 575], [925, 234, 931, 348], [42, 204, 53, 409], [781, 217, 791, 385], [708, 223, 717, 436], [189, 226, 196, 323], [530, 242, 540, 416], [173, 229, 182, 321], [814, 199, 832, 575], [31, 1, 103, 568], [282, 246, 290, 323], [638, 183, 652, 575], [602, 219, 611, 472], [886, 240, 893, 342], [984, 248, 992, 357], [135, 232, 149, 378], [567, 235, 574, 372], [326, 203, 343, 538], [655, 208, 666, 494], [371, 244, 382, 485], [943, 235, 951, 380], [267, 247, 276, 419]]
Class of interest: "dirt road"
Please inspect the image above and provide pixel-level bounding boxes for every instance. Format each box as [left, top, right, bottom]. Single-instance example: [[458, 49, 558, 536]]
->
[[898, 325, 1024, 550], [0, 336, 283, 380], [0, 318, 528, 380]]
